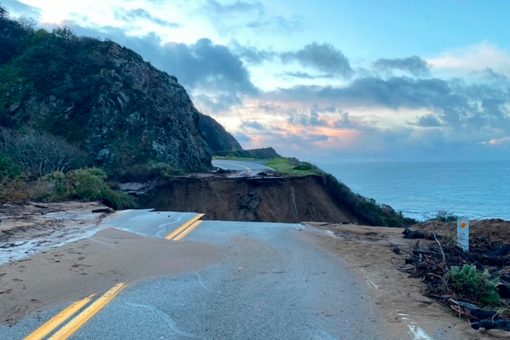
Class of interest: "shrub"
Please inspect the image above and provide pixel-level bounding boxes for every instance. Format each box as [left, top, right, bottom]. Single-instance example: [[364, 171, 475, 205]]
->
[[0, 176, 30, 202], [446, 264, 500, 306], [292, 163, 314, 171], [0, 153, 20, 178], [112, 162, 184, 182], [432, 210, 458, 222], [35, 168, 136, 209], [0, 128, 89, 178]]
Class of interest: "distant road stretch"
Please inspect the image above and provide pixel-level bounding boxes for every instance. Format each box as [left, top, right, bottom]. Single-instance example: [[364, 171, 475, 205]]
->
[[212, 159, 273, 176]]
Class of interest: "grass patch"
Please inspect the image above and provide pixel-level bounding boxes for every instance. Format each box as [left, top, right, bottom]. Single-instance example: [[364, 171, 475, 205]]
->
[[265, 157, 322, 176], [213, 156, 322, 176]]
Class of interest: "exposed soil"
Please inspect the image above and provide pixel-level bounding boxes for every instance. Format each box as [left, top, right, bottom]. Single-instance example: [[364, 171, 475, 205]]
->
[[141, 175, 357, 223]]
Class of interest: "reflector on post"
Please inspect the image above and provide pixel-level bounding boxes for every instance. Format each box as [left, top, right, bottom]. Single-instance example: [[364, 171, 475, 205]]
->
[[457, 217, 469, 252]]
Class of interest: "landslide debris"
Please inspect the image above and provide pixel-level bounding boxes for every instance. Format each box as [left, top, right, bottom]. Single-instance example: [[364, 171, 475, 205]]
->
[[397, 220, 510, 332]]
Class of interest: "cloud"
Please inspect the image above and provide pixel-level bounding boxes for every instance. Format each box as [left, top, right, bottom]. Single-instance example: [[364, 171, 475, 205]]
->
[[205, 0, 264, 16], [282, 71, 334, 79], [414, 114, 442, 127], [246, 14, 302, 32], [481, 136, 510, 146], [267, 76, 510, 130], [203, 0, 303, 34], [159, 38, 257, 94], [116, 8, 181, 28], [288, 109, 329, 127], [241, 120, 265, 130], [427, 42, 510, 75], [231, 42, 277, 64], [255, 74, 510, 159], [2, 0, 40, 18], [373, 56, 430, 77], [268, 77, 455, 110], [282, 43, 353, 78]]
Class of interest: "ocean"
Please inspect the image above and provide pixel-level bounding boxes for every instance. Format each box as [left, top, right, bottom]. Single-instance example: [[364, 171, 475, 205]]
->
[[316, 160, 510, 221]]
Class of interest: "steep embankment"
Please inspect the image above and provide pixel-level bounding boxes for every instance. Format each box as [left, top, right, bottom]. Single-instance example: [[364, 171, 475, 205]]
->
[[0, 14, 239, 172], [140, 175, 410, 226]]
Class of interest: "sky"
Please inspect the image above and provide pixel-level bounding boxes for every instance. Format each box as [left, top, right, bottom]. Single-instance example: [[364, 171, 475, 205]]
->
[[3, 0, 510, 163]]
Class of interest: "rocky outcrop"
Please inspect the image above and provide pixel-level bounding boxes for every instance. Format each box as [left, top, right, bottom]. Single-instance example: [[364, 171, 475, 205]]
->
[[0, 16, 241, 172], [198, 113, 242, 155]]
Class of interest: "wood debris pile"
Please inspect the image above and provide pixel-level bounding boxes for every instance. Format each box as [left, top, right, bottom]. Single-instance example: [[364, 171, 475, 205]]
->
[[395, 227, 510, 331]]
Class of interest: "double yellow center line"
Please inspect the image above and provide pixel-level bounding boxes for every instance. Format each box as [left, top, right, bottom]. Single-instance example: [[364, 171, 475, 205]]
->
[[25, 283, 126, 340], [165, 213, 205, 241]]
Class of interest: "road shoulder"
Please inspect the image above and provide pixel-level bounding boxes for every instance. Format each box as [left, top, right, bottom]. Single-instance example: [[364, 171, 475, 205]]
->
[[301, 223, 488, 339]]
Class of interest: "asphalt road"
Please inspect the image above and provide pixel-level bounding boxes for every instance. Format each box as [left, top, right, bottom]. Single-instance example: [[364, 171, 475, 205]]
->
[[212, 159, 273, 176], [80, 220, 389, 339], [1, 212, 403, 339]]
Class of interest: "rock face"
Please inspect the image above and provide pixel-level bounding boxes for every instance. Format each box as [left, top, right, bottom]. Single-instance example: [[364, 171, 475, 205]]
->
[[0, 17, 240, 172], [198, 113, 242, 155]]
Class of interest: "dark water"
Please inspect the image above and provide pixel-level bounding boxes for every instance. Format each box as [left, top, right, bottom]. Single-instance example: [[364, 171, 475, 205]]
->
[[317, 160, 510, 221]]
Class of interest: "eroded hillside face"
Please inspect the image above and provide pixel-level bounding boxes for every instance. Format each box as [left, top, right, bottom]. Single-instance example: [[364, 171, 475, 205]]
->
[[142, 176, 355, 223]]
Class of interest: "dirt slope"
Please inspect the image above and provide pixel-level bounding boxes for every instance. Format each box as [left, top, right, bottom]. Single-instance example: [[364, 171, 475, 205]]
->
[[141, 175, 367, 223]]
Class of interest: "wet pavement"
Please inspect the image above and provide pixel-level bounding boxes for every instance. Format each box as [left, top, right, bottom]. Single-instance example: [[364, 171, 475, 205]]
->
[[1, 212, 406, 339]]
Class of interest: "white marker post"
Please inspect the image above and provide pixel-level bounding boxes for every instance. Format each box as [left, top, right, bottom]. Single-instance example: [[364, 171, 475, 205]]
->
[[457, 217, 469, 252]]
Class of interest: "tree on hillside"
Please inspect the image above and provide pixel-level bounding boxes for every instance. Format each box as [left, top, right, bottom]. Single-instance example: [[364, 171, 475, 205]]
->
[[0, 6, 7, 18]]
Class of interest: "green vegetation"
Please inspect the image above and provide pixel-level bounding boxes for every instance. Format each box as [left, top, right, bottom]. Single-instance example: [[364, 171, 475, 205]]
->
[[0, 128, 89, 178], [0, 154, 20, 179], [266, 157, 323, 176], [213, 156, 323, 176], [112, 162, 184, 182], [34, 168, 136, 209], [0, 127, 134, 208], [430, 210, 458, 222], [322, 174, 414, 227], [446, 264, 501, 306]]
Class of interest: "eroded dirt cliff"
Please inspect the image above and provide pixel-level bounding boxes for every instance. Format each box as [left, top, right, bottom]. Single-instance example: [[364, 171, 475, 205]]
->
[[140, 175, 408, 225]]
